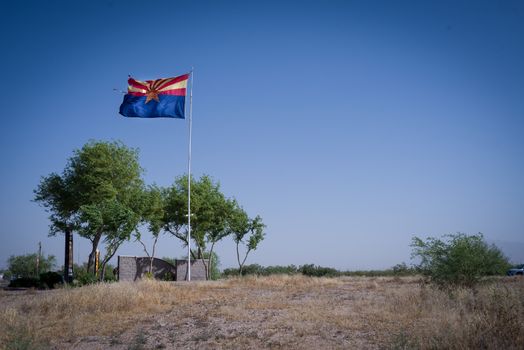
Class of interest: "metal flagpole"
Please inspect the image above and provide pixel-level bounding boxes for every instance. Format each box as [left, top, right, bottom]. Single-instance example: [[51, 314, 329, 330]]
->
[[187, 68, 194, 281]]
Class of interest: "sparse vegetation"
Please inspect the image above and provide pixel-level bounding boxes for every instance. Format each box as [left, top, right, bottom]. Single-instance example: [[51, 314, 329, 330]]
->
[[1, 276, 521, 349], [222, 263, 417, 277]]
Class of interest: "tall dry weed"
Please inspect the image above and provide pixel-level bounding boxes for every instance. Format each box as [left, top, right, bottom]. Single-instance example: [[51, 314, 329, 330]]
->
[[0, 280, 229, 348], [1, 276, 522, 349], [388, 277, 524, 349]]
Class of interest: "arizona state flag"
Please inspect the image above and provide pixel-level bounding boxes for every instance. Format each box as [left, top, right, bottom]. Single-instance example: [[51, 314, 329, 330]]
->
[[119, 74, 189, 119]]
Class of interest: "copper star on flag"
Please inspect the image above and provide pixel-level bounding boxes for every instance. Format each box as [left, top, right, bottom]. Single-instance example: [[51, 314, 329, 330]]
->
[[145, 88, 160, 103]]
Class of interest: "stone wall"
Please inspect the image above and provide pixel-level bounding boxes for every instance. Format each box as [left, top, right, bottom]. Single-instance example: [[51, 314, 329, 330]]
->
[[118, 256, 176, 281], [118, 256, 206, 281], [175, 259, 207, 281]]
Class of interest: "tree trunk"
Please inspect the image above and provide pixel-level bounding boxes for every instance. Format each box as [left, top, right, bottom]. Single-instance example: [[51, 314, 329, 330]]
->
[[236, 241, 242, 276], [86, 232, 102, 274], [100, 261, 107, 281], [149, 236, 158, 275], [207, 242, 216, 280], [98, 240, 123, 281]]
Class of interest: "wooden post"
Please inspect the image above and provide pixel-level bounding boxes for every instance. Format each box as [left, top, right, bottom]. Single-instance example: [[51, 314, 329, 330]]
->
[[64, 230, 74, 283], [95, 249, 100, 278], [36, 242, 41, 276]]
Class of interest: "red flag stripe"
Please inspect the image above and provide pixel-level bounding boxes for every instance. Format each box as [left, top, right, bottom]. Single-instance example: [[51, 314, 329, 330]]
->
[[127, 88, 186, 97]]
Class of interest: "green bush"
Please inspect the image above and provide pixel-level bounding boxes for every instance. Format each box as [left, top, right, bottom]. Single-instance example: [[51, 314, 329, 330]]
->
[[6, 253, 56, 279], [264, 265, 298, 275], [73, 269, 97, 286], [8, 277, 40, 288], [39, 271, 63, 289], [411, 233, 511, 288], [299, 264, 340, 277], [223, 264, 299, 277]]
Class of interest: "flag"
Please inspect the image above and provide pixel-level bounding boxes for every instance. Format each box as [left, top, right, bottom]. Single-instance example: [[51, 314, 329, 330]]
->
[[119, 73, 190, 119]]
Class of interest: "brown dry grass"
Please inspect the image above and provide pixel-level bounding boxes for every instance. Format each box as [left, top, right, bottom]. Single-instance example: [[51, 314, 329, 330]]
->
[[0, 275, 522, 349]]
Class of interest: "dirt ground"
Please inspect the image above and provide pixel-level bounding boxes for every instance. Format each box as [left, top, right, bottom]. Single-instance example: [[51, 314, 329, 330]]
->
[[64, 279, 396, 349], [1, 275, 523, 349]]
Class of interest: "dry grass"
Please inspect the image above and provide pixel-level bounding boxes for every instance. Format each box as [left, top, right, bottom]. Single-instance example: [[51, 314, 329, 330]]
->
[[0, 276, 522, 349]]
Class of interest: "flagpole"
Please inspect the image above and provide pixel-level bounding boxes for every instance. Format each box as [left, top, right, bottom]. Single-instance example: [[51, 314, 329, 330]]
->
[[187, 68, 194, 281]]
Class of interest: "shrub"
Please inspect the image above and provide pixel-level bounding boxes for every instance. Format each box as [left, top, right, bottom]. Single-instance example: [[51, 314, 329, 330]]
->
[[6, 253, 56, 279], [73, 269, 97, 286], [264, 265, 298, 275], [39, 271, 63, 289], [8, 277, 40, 288], [223, 264, 299, 277], [411, 233, 511, 288], [299, 264, 340, 277]]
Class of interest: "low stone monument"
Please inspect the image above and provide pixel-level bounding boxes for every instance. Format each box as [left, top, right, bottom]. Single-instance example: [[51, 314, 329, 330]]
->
[[117, 256, 207, 281]]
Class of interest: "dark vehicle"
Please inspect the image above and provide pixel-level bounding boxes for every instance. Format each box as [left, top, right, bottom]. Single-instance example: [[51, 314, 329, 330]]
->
[[507, 264, 524, 276]]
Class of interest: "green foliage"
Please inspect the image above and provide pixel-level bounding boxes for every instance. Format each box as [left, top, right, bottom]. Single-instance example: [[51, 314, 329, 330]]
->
[[8, 277, 40, 288], [39, 271, 63, 289], [160, 257, 177, 266], [164, 175, 260, 279], [229, 202, 266, 274], [101, 263, 117, 282], [69, 263, 115, 285], [164, 175, 232, 253], [299, 264, 340, 277], [208, 252, 221, 280], [264, 264, 298, 275], [73, 269, 97, 286], [222, 263, 417, 278], [223, 264, 298, 277], [6, 253, 56, 278], [162, 271, 175, 281], [35, 140, 145, 274], [411, 233, 511, 288]]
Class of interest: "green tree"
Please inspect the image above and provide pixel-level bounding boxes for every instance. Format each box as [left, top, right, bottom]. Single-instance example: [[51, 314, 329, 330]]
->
[[411, 232, 510, 288], [35, 141, 144, 274], [229, 204, 266, 276], [163, 175, 233, 279], [135, 186, 165, 274], [7, 253, 56, 278]]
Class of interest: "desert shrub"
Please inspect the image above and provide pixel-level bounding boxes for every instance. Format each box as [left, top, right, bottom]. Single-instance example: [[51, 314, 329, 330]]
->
[[39, 271, 63, 289], [222, 263, 416, 278], [411, 233, 510, 288], [223, 264, 299, 277], [8, 277, 40, 288], [263, 265, 298, 275], [391, 262, 416, 276], [73, 269, 97, 286], [342, 269, 395, 277], [299, 264, 340, 277], [223, 264, 264, 276], [162, 271, 175, 281], [102, 263, 117, 282]]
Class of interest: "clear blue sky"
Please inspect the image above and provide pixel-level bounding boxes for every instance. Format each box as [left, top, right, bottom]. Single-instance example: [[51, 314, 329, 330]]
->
[[1, 0, 523, 270]]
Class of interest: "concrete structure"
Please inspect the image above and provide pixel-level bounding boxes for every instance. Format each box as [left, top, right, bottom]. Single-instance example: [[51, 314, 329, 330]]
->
[[175, 259, 207, 281], [117, 256, 206, 281]]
